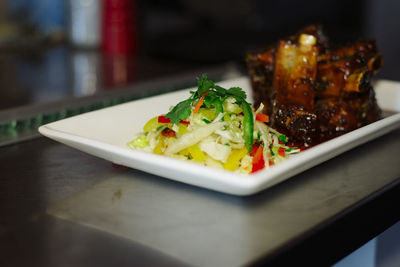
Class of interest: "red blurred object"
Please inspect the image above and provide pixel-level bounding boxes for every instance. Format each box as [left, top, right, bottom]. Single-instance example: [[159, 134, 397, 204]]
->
[[101, 0, 138, 89], [102, 0, 138, 55]]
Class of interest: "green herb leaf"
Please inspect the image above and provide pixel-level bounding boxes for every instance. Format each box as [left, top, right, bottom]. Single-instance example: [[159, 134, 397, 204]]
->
[[165, 99, 194, 125], [197, 74, 214, 96], [213, 85, 228, 96], [278, 134, 289, 144], [227, 87, 247, 100], [202, 118, 211, 124], [203, 91, 217, 108], [212, 98, 224, 117]]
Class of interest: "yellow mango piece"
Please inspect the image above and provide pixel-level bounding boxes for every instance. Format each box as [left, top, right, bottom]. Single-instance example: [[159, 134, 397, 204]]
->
[[178, 148, 190, 156], [178, 124, 189, 136], [153, 137, 164, 155], [223, 147, 248, 171], [187, 144, 206, 162], [127, 135, 148, 149], [143, 116, 163, 132], [199, 108, 216, 121], [224, 113, 231, 122]]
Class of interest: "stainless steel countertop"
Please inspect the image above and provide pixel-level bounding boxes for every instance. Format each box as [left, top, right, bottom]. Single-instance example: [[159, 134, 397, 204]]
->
[[1, 113, 400, 266]]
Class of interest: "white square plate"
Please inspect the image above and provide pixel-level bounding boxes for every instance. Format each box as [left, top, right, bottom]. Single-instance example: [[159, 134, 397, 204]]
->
[[39, 77, 400, 195]]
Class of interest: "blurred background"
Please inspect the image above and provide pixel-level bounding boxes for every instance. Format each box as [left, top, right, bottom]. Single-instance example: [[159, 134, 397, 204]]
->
[[0, 0, 399, 111]]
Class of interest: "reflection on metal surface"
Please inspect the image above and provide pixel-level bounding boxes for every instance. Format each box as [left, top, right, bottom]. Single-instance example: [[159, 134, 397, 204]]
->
[[46, 148, 400, 267], [102, 55, 136, 89], [70, 51, 100, 96]]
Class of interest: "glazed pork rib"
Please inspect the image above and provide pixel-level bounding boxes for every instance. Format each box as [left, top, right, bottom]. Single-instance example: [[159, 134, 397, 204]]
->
[[246, 47, 275, 115], [316, 40, 383, 98], [271, 34, 319, 146], [246, 25, 383, 147]]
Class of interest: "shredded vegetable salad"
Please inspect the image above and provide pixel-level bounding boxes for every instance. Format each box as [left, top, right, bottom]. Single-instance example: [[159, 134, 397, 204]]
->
[[127, 74, 300, 173]]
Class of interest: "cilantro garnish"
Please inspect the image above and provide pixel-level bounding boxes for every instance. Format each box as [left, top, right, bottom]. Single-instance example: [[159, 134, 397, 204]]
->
[[197, 75, 214, 96], [164, 74, 254, 152], [165, 74, 250, 125], [165, 98, 194, 125], [227, 87, 247, 100]]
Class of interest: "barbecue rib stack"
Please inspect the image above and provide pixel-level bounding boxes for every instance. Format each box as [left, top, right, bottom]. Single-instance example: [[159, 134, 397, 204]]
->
[[246, 25, 383, 147]]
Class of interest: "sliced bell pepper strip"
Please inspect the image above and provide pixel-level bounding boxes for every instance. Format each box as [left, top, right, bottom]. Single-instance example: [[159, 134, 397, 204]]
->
[[278, 147, 286, 157], [193, 92, 208, 114], [250, 143, 259, 156], [255, 113, 270, 123], [223, 147, 248, 171], [251, 145, 265, 173]]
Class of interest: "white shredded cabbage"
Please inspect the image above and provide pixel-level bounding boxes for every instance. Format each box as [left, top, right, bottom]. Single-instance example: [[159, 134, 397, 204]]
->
[[164, 121, 226, 155], [198, 137, 232, 163]]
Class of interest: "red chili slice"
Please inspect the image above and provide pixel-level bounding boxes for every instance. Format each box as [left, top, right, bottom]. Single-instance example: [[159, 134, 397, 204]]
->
[[179, 120, 190, 125], [158, 115, 190, 125], [158, 115, 170, 123]]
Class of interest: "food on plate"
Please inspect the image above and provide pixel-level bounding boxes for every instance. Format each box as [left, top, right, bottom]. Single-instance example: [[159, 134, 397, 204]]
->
[[246, 25, 383, 147], [127, 74, 300, 173]]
